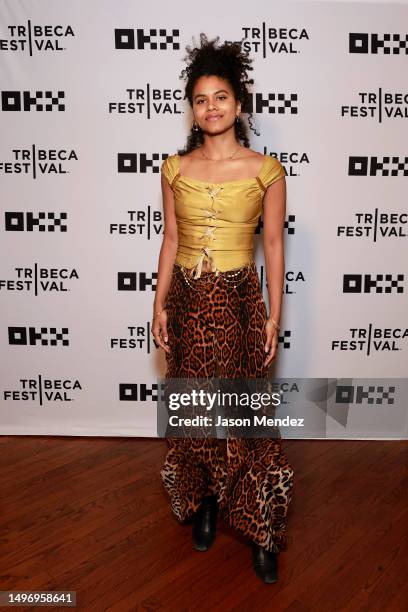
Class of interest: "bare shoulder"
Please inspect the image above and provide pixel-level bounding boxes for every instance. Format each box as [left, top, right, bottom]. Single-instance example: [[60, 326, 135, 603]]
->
[[178, 151, 201, 173], [238, 148, 264, 160], [239, 148, 264, 160], [237, 148, 265, 171], [185, 150, 200, 159]]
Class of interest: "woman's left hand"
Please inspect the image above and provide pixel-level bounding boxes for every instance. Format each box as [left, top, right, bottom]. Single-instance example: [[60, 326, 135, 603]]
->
[[263, 321, 279, 367]]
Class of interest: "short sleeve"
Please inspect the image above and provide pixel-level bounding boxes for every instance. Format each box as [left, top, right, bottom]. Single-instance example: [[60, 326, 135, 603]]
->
[[161, 155, 178, 187], [259, 156, 286, 190]]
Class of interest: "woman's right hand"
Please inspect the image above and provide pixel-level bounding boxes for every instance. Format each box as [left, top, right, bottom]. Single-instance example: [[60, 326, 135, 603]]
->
[[151, 309, 170, 353]]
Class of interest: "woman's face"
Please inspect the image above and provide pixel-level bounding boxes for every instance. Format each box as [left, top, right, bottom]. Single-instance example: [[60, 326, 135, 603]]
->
[[192, 75, 241, 135]]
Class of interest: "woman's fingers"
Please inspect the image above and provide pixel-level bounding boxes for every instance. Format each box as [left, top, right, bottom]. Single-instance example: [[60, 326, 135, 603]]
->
[[161, 321, 168, 344], [264, 323, 278, 367], [152, 317, 170, 353], [152, 326, 170, 353]]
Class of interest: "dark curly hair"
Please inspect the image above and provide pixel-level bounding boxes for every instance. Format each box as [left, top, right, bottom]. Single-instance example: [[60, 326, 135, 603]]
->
[[177, 33, 259, 155]]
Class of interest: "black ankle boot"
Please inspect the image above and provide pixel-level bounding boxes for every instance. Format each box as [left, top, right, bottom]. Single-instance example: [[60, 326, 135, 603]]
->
[[251, 542, 278, 584], [192, 495, 218, 552]]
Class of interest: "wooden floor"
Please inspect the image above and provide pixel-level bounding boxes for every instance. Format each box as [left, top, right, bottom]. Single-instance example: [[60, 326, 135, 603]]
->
[[0, 436, 407, 611]]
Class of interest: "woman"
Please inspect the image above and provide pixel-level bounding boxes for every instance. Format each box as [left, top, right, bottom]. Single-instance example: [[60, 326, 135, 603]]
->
[[152, 34, 294, 584]]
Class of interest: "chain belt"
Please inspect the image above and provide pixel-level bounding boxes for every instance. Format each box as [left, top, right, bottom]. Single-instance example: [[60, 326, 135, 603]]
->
[[175, 259, 255, 291]]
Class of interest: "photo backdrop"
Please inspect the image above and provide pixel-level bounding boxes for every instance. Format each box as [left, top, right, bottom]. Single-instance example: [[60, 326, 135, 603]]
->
[[1, 0, 407, 439]]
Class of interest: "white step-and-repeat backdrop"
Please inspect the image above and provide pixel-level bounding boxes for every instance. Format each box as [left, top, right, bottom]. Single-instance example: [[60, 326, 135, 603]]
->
[[1, 0, 407, 439]]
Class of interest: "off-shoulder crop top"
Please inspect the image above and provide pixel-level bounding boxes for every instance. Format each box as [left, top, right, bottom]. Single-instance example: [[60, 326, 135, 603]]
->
[[161, 153, 286, 279]]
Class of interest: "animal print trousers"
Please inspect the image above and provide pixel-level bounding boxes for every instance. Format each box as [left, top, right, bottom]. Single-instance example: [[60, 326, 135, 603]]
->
[[160, 259, 294, 553]]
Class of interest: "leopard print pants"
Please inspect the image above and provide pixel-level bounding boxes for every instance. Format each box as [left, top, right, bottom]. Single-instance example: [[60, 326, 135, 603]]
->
[[160, 260, 294, 553]]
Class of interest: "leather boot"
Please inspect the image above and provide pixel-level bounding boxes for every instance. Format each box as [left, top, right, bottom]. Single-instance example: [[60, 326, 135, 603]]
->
[[192, 495, 218, 551], [251, 542, 278, 583]]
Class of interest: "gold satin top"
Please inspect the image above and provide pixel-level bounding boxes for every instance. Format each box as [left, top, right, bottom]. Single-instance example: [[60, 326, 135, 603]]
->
[[161, 153, 286, 279]]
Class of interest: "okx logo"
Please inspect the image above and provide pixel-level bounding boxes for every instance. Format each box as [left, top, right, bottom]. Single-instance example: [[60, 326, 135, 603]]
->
[[343, 273, 404, 294], [119, 383, 160, 401], [118, 271, 157, 292], [349, 32, 408, 54], [114, 28, 180, 50], [117, 153, 166, 174], [4, 211, 68, 232], [349, 156, 408, 176], [245, 92, 298, 114], [336, 384, 396, 404], [255, 213, 295, 235], [8, 326, 69, 346], [1, 90, 65, 111]]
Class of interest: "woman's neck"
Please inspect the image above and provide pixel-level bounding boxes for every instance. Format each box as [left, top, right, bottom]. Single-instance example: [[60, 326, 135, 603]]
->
[[200, 133, 241, 160]]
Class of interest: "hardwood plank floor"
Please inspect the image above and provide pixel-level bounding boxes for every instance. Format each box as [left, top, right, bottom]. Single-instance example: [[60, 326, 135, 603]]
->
[[0, 436, 406, 611]]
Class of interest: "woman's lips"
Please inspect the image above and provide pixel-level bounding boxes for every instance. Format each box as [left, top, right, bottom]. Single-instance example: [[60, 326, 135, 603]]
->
[[206, 115, 222, 121]]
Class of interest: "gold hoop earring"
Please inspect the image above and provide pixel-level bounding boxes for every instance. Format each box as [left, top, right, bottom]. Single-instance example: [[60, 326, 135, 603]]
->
[[192, 120, 200, 132]]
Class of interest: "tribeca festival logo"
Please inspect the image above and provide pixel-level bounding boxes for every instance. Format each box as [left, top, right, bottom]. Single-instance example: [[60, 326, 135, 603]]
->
[[342, 273, 404, 294], [4, 211, 68, 233], [341, 89, 408, 123], [0, 21, 75, 56], [337, 210, 407, 241], [241, 24, 309, 58], [111, 322, 159, 354], [246, 92, 298, 115], [2, 375, 82, 405], [348, 156, 408, 176], [8, 326, 69, 346], [0, 264, 79, 296], [349, 32, 408, 54], [331, 325, 408, 354], [259, 149, 307, 184], [108, 85, 184, 118], [109, 207, 163, 238], [114, 28, 180, 50], [0, 146, 78, 178], [257, 264, 304, 297], [117, 152, 165, 174], [1, 90, 65, 112]]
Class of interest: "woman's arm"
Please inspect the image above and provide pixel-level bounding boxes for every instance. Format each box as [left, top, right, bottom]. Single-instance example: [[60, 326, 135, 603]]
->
[[152, 172, 178, 353], [262, 176, 287, 365]]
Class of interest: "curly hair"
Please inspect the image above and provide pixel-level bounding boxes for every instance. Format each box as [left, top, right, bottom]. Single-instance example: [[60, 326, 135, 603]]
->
[[177, 33, 259, 155]]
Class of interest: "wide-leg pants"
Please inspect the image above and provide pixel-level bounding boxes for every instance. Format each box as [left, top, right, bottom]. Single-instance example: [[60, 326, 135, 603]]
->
[[160, 260, 294, 552]]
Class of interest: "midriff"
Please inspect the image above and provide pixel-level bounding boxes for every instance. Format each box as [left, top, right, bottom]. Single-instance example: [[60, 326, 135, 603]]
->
[[177, 258, 255, 277], [183, 260, 214, 274]]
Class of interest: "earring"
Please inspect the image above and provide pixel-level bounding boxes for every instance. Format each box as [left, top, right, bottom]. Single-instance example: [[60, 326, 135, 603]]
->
[[235, 115, 240, 124], [192, 120, 200, 132]]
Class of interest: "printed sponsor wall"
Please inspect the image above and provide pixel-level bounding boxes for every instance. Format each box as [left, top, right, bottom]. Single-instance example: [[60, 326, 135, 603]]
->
[[1, 0, 407, 439]]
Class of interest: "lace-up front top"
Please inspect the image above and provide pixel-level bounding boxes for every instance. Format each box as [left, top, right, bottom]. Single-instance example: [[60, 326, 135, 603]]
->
[[161, 153, 286, 279]]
